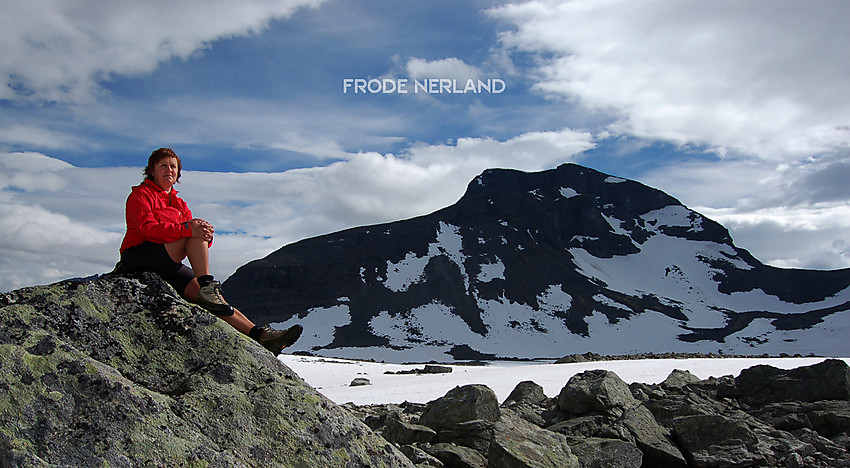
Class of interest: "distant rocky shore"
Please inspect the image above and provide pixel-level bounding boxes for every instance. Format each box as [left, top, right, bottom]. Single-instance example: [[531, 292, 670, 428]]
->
[[348, 358, 850, 467], [554, 350, 819, 364]]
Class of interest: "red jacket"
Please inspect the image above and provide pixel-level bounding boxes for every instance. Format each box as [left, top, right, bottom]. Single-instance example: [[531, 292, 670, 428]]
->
[[120, 179, 193, 252]]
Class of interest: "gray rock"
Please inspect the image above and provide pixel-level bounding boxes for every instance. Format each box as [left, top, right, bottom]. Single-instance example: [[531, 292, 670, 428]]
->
[[0, 273, 414, 467], [558, 369, 639, 417], [382, 412, 437, 445], [569, 437, 642, 468], [488, 410, 579, 468], [399, 444, 444, 467], [547, 415, 608, 439], [736, 359, 850, 407], [661, 369, 701, 389], [673, 414, 765, 467], [423, 365, 452, 374], [436, 419, 495, 453], [351, 377, 372, 386], [619, 404, 687, 467], [503, 380, 548, 406], [425, 442, 487, 468], [419, 384, 500, 431]]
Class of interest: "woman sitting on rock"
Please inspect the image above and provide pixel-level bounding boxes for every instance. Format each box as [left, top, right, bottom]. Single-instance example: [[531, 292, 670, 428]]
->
[[116, 147, 301, 354]]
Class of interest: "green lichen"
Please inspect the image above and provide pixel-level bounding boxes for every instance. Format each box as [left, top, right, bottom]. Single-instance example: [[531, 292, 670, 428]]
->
[[0, 273, 413, 467]]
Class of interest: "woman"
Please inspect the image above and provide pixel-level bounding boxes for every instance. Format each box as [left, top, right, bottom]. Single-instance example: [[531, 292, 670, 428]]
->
[[117, 147, 301, 354]]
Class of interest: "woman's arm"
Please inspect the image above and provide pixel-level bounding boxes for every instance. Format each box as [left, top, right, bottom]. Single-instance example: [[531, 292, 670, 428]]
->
[[125, 191, 192, 244]]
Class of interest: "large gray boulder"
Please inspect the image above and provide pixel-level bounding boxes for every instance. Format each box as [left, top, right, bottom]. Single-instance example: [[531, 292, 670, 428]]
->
[[735, 359, 850, 407], [419, 384, 500, 431], [672, 414, 765, 467], [488, 410, 579, 468], [0, 273, 413, 467], [558, 369, 639, 416], [568, 437, 643, 468]]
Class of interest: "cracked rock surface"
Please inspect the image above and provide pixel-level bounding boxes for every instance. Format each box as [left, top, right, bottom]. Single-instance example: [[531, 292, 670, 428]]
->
[[0, 272, 413, 468]]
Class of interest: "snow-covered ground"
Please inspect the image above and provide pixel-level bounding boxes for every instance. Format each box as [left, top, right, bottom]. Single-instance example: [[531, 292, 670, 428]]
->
[[280, 355, 850, 406]]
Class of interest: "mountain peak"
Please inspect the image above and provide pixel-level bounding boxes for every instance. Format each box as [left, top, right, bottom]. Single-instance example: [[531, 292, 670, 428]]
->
[[224, 164, 850, 362]]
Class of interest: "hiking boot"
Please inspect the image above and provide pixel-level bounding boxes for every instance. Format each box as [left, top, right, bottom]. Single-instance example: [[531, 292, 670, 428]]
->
[[256, 324, 303, 355], [195, 280, 234, 316]]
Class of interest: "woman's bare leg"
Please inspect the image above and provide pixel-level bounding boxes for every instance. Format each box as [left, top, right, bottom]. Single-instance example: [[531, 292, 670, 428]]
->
[[163, 237, 256, 335], [220, 307, 256, 335], [165, 237, 210, 276]]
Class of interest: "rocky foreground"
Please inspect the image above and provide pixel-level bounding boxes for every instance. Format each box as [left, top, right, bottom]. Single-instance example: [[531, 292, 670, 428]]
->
[[348, 359, 850, 467], [0, 273, 412, 467], [1, 273, 849, 467]]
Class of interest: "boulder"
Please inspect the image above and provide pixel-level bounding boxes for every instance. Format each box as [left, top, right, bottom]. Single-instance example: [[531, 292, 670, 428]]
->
[[419, 384, 500, 431], [351, 377, 371, 386], [503, 380, 548, 406], [569, 437, 643, 468], [435, 419, 495, 453], [661, 369, 701, 389], [619, 405, 687, 467], [381, 412, 437, 445], [399, 444, 444, 467], [558, 369, 639, 417], [0, 273, 413, 467], [735, 359, 850, 407], [425, 442, 487, 468], [547, 415, 608, 439], [488, 410, 579, 468], [673, 414, 765, 467]]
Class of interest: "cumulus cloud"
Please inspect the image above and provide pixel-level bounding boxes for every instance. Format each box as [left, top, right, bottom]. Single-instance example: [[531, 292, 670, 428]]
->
[[640, 157, 850, 270], [489, 0, 850, 160], [0, 0, 327, 103], [406, 57, 483, 82]]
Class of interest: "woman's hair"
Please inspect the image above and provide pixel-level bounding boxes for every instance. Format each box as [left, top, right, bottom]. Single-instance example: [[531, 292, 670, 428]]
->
[[143, 147, 182, 183]]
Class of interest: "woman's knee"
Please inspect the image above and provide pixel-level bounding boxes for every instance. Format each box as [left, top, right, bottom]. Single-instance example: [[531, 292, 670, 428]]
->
[[164, 238, 188, 263]]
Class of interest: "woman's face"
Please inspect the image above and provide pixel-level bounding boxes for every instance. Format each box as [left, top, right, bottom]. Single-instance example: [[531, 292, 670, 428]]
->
[[152, 156, 179, 191]]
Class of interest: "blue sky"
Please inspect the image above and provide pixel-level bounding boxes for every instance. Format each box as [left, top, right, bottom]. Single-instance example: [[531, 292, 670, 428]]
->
[[1, 0, 849, 291]]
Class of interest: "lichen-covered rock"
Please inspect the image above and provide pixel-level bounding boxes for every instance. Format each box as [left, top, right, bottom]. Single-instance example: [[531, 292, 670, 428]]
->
[[672, 414, 765, 467], [381, 412, 436, 445], [558, 369, 639, 417], [435, 419, 495, 453], [488, 410, 579, 468], [618, 405, 687, 467], [0, 273, 413, 467], [419, 384, 500, 432], [735, 359, 850, 407], [661, 369, 702, 389], [503, 381, 547, 406], [568, 437, 643, 468], [425, 442, 487, 468]]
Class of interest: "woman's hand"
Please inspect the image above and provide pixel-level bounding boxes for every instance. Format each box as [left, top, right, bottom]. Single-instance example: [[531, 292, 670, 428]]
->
[[190, 218, 214, 242]]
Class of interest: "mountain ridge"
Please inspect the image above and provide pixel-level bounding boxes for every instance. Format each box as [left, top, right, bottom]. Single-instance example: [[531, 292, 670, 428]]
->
[[223, 163, 850, 362]]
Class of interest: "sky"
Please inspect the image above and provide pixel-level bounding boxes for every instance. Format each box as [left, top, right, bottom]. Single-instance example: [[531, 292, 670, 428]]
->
[[1, 0, 849, 292]]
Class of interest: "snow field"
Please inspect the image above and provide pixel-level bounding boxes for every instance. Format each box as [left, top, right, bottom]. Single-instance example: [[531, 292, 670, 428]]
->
[[279, 355, 848, 406]]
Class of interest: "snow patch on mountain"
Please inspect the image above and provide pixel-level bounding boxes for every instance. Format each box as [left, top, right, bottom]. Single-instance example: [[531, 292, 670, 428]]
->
[[477, 257, 505, 282], [560, 187, 580, 199], [642, 205, 702, 231], [285, 304, 352, 351], [383, 221, 468, 292]]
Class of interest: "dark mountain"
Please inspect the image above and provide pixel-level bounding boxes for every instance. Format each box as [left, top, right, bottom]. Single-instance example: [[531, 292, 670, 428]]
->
[[223, 163, 850, 362]]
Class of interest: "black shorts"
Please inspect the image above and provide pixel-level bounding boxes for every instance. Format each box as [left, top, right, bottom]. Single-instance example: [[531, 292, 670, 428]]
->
[[118, 242, 195, 296]]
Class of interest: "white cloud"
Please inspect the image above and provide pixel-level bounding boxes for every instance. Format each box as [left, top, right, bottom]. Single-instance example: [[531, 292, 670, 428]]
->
[[406, 57, 482, 82], [489, 0, 850, 160], [0, 0, 328, 104], [640, 157, 850, 271]]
